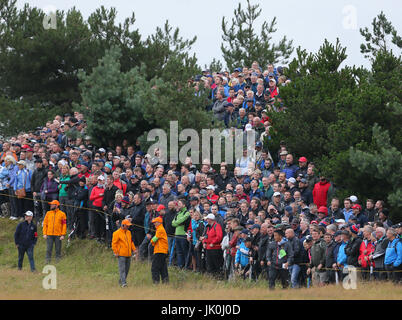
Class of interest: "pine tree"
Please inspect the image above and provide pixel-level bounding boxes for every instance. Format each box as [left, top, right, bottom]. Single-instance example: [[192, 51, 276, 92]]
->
[[220, 0, 293, 71]]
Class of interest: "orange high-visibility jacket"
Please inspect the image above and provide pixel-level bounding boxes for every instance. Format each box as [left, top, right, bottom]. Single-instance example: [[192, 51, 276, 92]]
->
[[43, 209, 67, 236], [151, 224, 168, 254], [112, 228, 136, 257]]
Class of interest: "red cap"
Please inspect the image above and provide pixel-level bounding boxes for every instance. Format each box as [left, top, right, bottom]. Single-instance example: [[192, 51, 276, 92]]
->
[[318, 206, 328, 214], [352, 204, 362, 211], [298, 157, 307, 162], [156, 204, 166, 212]]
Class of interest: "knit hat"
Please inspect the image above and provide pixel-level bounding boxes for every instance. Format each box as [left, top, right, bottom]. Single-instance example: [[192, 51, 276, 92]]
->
[[350, 224, 359, 235]]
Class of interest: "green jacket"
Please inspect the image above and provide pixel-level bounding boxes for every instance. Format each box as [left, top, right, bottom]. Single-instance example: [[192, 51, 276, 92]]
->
[[58, 174, 70, 197], [171, 207, 190, 236]]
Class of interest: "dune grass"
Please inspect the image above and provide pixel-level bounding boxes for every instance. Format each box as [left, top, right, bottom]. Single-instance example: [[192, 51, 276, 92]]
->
[[1, 218, 401, 300]]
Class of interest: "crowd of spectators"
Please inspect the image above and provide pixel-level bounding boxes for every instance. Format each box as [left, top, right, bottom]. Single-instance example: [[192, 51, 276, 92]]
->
[[0, 61, 401, 288]]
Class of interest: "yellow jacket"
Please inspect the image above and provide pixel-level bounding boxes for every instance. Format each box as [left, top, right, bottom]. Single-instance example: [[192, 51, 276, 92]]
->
[[151, 224, 168, 254], [112, 228, 136, 257], [43, 209, 67, 236]]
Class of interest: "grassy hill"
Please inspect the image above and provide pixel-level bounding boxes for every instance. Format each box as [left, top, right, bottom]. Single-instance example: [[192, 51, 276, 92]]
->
[[0, 218, 401, 300]]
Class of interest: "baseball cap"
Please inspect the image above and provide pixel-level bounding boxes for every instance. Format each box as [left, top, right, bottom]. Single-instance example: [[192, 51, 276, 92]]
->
[[352, 204, 362, 211], [152, 216, 163, 224], [335, 219, 346, 224], [48, 200, 60, 206], [279, 151, 288, 156], [156, 204, 166, 212], [24, 211, 33, 217], [122, 196, 130, 204], [298, 157, 307, 162], [349, 195, 358, 203], [251, 224, 261, 230], [122, 219, 132, 226], [288, 177, 296, 184], [206, 185, 215, 191], [97, 175, 105, 181], [205, 213, 215, 220], [273, 192, 281, 197]]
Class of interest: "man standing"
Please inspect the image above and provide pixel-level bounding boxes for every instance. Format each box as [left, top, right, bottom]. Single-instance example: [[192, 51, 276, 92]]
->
[[43, 200, 67, 263], [285, 228, 302, 288], [14, 211, 37, 272], [307, 227, 327, 286], [150, 216, 169, 284], [266, 228, 293, 289], [171, 199, 191, 268], [31, 158, 47, 222], [112, 219, 137, 287], [384, 228, 402, 283], [201, 213, 224, 278]]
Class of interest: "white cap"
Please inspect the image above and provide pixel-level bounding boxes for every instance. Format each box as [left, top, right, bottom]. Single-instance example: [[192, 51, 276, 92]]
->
[[273, 192, 281, 197], [24, 211, 33, 217], [206, 185, 215, 190], [98, 148, 106, 153], [335, 219, 346, 224], [97, 175, 105, 181], [17, 160, 26, 166], [245, 123, 252, 131], [350, 195, 358, 203], [288, 177, 296, 184], [205, 213, 215, 220]]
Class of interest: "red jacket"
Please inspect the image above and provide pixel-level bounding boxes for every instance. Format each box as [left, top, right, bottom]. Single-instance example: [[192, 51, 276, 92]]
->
[[203, 222, 223, 250], [312, 181, 331, 208], [229, 233, 239, 257], [207, 194, 219, 204], [89, 185, 104, 208], [358, 240, 375, 268], [113, 179, 127, 195]]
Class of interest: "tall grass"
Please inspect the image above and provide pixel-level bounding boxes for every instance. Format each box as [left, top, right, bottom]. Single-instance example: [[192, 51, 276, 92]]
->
[[1, 219, 401, 299]]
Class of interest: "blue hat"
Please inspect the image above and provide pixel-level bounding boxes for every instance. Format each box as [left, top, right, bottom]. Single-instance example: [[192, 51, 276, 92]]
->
[[241, 229, 250, 235], [246, 219, 254, 225], [122, 196, 130, 204], [234, 67, 242, 72], [244, 177, 251, 184], [350, 224, 359, 234], [80, 161, 89, 168], [285, 206, 293, 213], [255, 141, 262, 147], [251, 224, 261, 229], [105, 163, 112, 170]]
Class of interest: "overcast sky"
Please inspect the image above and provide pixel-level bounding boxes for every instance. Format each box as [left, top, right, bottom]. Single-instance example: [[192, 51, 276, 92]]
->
[[17, 0, 402, 70]]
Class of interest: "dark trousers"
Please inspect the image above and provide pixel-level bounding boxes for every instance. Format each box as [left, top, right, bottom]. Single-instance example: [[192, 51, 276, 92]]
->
[[18, 245, 35, 271], [76, 209, 88, 239], [46, 235, 62, 263], [132, 226, 145, 248], [175, 236, 189, 268], [93, 207, 105, 240], [269, 266, 289, 289], [9, 188, 18, 218], [139, 236, 154, 262], [206, 248, 223, 277], [373, 267, 387, 281], [151, 253, 169, 283], [33, 194, 43, 221], [16, 192, 33, 218], [65, 199, 76, 230], [385, 264, 402, 283]]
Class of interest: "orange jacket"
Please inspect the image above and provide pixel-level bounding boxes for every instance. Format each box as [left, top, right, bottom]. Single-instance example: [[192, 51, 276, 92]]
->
[[43, 209, 67, 236], [151, 224, 168, 254], [112, 228, 136, 257]]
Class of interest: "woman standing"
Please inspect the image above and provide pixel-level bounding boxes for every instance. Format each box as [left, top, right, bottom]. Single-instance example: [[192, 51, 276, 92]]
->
[[40, 170, 59, 217], [14, 160, 32, 220]]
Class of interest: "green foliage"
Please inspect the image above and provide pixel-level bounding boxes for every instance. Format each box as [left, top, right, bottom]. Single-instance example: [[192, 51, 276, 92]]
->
[[0, 96, 63, 138], [221, 0, 293, 70], [350, 123, 402, 221], [75, 46, 150, 147], [360, 11, 402, 61]]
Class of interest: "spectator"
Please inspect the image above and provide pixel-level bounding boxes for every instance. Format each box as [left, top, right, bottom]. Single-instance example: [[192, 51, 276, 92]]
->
[[14, 211, 37, 272], [370, 227, 389, 281], [172, 198, 191, 269], [307, 227, 327, 286], [150, 216, 169, 284], [42, 200, 66, 264], [384, 228, 402, 283]]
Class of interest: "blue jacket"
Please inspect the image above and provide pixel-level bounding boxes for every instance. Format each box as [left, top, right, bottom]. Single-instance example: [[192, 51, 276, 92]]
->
[[249, 188, 264, 200], [343, 208, 354, 223], [280, 164, 298, 179], [0, 165, 9, 191], [14, 220, 38, 247], [14, 168, 32, 192], [384, 238, 402, 267], [235, 241, 250, 267], [337, 241, 348, 266], [191, 219, 205, 245], [5, 164, 18, 188]]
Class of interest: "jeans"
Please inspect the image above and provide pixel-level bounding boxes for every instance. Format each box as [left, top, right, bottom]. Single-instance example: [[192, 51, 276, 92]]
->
[[175, 236, 189, 268], [168, 236, 175, 266], [18, 245, 35, 271], [289, 264, 301, 288], [118, 256, 131, 285], [269, 266, 289, 289], [46, 235, 62, 263]]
